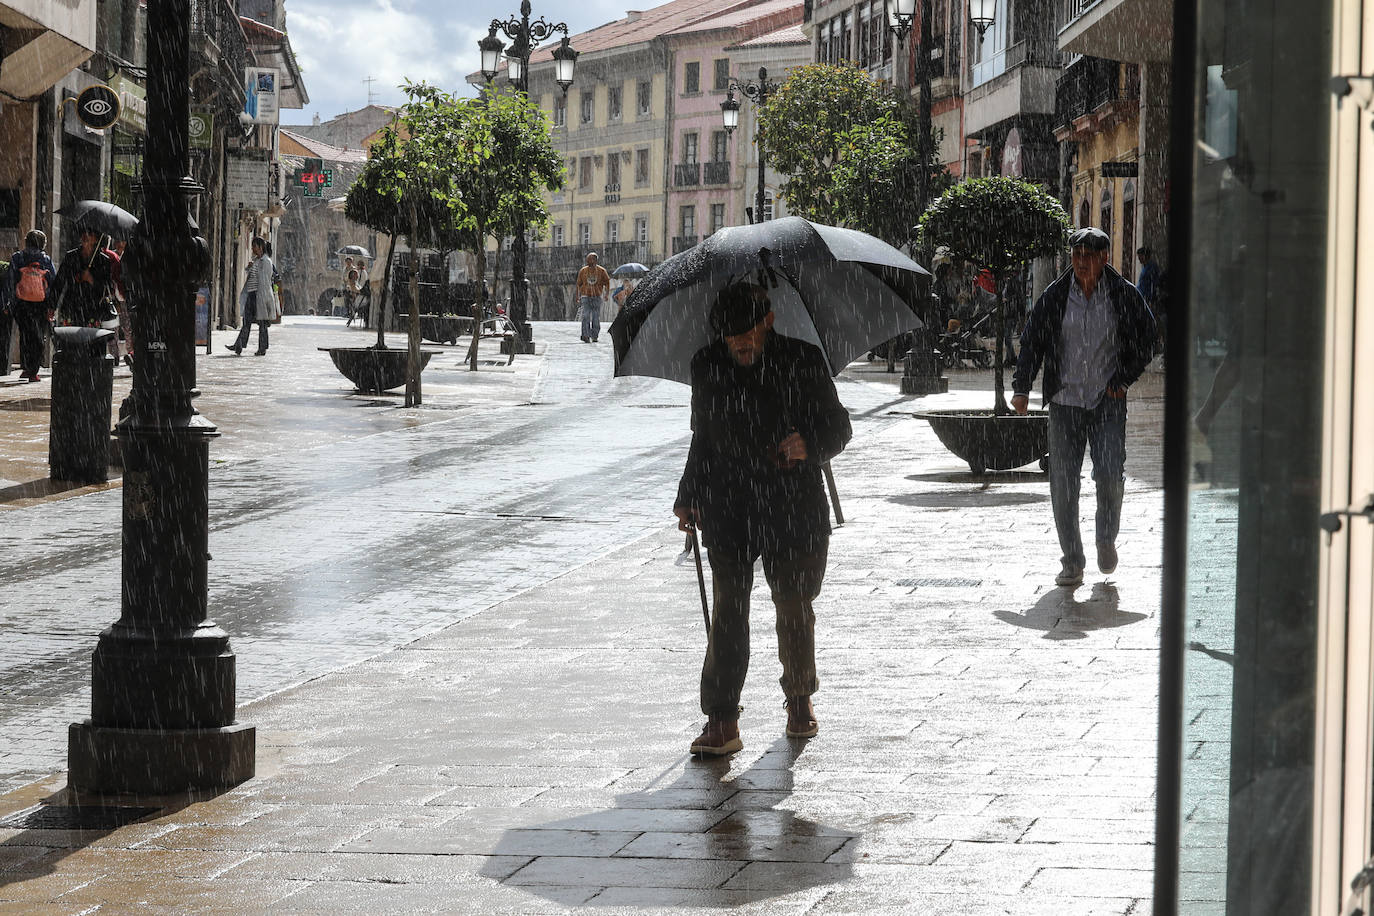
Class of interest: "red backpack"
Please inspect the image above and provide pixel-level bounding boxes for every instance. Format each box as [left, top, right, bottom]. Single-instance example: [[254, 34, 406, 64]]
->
[[15, 263, 49, 302]]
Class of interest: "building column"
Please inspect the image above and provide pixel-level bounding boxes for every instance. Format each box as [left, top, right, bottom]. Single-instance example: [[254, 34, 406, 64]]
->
[[1140, 60, 1171, 262]]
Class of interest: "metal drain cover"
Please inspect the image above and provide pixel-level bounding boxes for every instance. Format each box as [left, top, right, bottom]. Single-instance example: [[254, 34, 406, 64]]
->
[[0, 805, 160, 830], [897, 577, 983, 588]]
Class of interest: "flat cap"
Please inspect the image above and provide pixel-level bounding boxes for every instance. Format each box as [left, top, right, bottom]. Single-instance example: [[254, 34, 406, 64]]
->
[[709, 281, 772, 337], [1069, 227, 1111, 251]]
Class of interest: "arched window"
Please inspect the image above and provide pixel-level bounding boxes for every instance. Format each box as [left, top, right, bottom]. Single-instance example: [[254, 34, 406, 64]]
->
[[1121, 179, 1137, 275], [1079, 196, 1091, 228], [1099, 184, 1114, 244]]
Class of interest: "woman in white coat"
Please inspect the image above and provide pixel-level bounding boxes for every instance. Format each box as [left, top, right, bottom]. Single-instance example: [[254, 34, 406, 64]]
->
[[226, 236, 280, 355]]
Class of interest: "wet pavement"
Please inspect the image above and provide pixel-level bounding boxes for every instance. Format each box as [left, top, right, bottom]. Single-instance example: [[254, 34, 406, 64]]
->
[[0, 323, 1165, 912]]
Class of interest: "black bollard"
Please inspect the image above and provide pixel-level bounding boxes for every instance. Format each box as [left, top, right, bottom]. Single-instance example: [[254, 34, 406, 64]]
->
[[48, 327, 116, 484]]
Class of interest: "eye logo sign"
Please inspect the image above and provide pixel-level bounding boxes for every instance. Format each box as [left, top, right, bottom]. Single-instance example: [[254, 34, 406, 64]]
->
[[75, 85, 122, 130]]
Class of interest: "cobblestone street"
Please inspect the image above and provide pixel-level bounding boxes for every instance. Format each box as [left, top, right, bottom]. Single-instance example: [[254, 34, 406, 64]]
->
[[0, 318, 1165, 912]]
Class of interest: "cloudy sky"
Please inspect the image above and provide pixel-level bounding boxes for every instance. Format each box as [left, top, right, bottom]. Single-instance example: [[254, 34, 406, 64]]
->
[[284, 0, 631, 125]]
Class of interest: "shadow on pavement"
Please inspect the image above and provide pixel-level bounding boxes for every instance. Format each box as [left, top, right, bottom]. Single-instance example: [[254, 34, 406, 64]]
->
[[481, 738, 857, 907], [0, 477, 118, 505], [906, 470, 1046, 484], [890, 489, 1048, 509], [994, 582, 1146, 640]]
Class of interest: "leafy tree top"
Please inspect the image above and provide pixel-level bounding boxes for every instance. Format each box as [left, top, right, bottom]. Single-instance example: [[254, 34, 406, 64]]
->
[[917, 177, 1071, 276], [344, 81, 563, 253]]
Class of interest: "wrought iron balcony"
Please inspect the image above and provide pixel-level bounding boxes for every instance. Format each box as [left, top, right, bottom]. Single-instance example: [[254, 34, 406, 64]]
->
[[524, 241, 655, 278], [604, 183, 621, 204], [703, 161, 730, 185], [1054, 56, 1139, 135], [674, 163, 701, 187], [190, 0, 249, 112]]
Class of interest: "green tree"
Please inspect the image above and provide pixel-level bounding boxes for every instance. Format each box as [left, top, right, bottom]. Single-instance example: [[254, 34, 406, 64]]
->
[[918, 177, 1071, 413], [449, 86, 563, 371], [756, 63, 893, 226], [757, 63, 949, 248]]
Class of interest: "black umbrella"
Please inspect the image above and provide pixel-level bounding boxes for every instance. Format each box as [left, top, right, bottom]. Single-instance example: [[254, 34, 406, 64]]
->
[[56, 200, 139, 240], [336, 244, 372, 259], [610, 216, 930, 384]]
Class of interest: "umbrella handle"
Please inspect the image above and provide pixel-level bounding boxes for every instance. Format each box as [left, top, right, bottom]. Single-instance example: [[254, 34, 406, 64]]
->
[[689, 529, 711, 635]]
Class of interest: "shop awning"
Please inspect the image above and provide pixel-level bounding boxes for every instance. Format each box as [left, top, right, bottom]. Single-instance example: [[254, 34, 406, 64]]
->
[[0, 0, 97, 99]]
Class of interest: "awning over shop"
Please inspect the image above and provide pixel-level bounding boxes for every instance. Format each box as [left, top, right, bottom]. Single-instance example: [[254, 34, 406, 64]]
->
[[0, 0, 97, 99]]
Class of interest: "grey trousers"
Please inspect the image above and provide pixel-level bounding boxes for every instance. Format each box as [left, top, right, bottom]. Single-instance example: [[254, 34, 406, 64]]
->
[[700, 545, 827, 720], [1048, 398, 1126, 570]]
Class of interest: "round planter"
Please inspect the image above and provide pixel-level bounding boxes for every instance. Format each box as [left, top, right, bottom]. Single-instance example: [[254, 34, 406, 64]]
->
[[918, 409, 1050, 475], [319, 347, 439, 393], [419, 314, 472, 345]]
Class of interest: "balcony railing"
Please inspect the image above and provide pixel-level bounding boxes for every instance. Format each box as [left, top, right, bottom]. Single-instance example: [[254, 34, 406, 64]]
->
[[674, 163, 701, 187], [190, 0, 249, 110], [1054, 56, 1140, 133], [604, 183, 621, 204], [672, 235, 699, 254], [703, 161, 730, 185]]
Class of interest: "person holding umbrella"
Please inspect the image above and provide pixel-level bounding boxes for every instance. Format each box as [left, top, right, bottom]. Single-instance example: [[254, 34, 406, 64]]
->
[[51, 227, 118, 329], [674, 280, 852, 756]]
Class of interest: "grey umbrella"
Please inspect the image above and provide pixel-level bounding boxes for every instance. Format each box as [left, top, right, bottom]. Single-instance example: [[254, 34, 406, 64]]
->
[[611, 261, 650, 278], [336, 244, 372, 259], [56, 200, 139, 240], [610, 216, 931, 384]]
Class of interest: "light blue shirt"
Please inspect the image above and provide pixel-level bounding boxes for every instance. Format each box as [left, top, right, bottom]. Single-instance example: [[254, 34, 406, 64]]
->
[[1053, 277, 1118, 408]]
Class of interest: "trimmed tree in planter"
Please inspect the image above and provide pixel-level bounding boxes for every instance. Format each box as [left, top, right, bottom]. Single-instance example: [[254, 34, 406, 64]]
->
[[916, 177, 1071, 473]]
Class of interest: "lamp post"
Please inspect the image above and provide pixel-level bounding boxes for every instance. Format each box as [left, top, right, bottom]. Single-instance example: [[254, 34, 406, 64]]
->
[[479, 1, 578, 355], [720, 67, 777, 225], [886, 0, 948, 394], [67, 0, 254, 795]]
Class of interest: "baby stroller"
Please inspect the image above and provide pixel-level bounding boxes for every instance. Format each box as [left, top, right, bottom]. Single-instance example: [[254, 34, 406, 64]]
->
[[936, 309, 996, 369]]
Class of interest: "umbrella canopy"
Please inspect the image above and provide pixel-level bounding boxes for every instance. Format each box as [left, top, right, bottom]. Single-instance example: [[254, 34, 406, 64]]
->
[[610, 217, 931, 384], [56, 200, 139, 240], [336, 244, 372, 259], [611, 262, 650, 278]]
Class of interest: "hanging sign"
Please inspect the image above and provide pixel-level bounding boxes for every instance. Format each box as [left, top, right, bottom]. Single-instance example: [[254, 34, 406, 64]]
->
[[242, 67, 280, 125], [225, 149, 272, 211], [189, 107, 213, 149], [75, 85, 121, 130]]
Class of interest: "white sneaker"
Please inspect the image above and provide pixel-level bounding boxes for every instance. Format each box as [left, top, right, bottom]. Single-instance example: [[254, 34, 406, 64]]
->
[[1055, 564, 1084, 587]]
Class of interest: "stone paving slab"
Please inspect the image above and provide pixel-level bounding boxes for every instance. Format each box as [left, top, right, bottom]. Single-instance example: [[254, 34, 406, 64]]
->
[[0, 349, 1164, 912]]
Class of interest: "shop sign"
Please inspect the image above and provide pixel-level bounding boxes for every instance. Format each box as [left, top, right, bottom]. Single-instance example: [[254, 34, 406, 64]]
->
[[242, 67, 280, 125], [225, 149, 272, 211], [189, 107, 214, 149], [1101, 161, 1139, 178], [109, 75, 147, 134], [75, 85, 121, 130]]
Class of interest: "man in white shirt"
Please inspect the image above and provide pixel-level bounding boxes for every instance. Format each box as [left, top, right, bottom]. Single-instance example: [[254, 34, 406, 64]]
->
[[1011, 227, 1157, 586]]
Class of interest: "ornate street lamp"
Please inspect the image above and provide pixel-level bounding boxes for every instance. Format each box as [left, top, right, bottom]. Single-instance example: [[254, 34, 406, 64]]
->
[[889, 0, 949, 395], [68, 0, 254, 794], [970, 0, 996, 38], [721, 68, 777, 225], [886, 0, 916, 44], [479, 0, 578, 354]]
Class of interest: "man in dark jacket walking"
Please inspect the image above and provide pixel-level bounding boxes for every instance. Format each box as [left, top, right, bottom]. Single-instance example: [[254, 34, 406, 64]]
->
[[674, 281, 852, 756], [1012, 227, 1155, 587]]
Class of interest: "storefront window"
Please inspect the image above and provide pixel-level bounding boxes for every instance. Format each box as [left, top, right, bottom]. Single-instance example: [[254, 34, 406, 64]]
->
[[1173, 2, 1332, 913]]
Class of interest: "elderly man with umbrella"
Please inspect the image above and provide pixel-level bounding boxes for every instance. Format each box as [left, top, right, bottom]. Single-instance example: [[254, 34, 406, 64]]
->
[[674, 280, 852, 755]]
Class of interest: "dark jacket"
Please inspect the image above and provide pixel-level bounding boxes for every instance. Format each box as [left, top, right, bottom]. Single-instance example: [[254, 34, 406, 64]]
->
[[676, 332, 852, 556], [1013, 265, 1156, 405], [51, 246, 117, 328]]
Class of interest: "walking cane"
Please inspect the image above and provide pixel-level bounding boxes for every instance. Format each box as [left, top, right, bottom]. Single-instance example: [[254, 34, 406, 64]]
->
[[688, 528, 711, 633], [823, 461, 845, 526]]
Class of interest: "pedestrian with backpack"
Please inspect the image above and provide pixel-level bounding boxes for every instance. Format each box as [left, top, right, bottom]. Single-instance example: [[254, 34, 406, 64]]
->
[[5, 230, 57, 382]]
